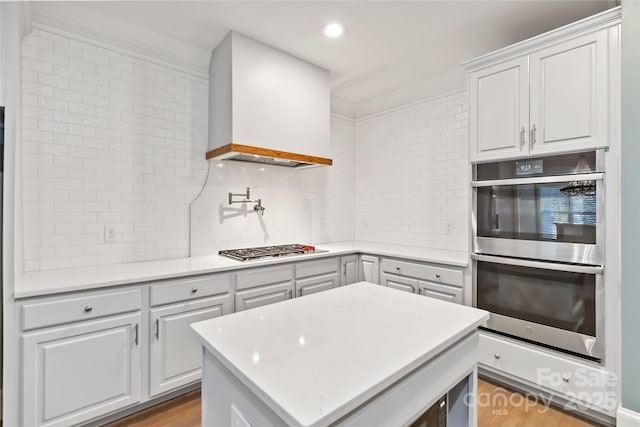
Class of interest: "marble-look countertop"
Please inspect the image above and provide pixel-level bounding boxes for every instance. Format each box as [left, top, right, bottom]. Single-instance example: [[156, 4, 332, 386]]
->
[[15, 241, 468, 299], [191, 282, 489, 427]]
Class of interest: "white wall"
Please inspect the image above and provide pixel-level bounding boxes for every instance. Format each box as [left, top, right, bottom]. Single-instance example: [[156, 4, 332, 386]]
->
[[20, 27, 208, 271], [354, 89, 469, 252], [190, 116, 355, 255]]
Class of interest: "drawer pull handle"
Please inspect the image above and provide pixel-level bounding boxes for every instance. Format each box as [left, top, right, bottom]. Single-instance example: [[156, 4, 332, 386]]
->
[[191, 287, 198, 293], [84, 305, 93, 312], [435, 274, 441, 279], [396, 267, 400, 271], [494, 354, 501, 360], [562, 375, 570, 383]]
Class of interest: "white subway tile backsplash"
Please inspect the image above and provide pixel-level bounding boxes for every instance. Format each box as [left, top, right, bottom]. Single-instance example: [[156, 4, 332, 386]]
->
[[354, 90, 469, 252], [22, 28, 208, 271]]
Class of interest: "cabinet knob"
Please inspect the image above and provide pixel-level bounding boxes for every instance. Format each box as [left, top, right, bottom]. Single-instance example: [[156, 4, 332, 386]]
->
[[494, 353, 501, 360], [562, 375, 570, 383], [435, 274, 441, 279], [396, 266, 400, 271], [191, 287, 198, 293], [84, 305, 92, 312]]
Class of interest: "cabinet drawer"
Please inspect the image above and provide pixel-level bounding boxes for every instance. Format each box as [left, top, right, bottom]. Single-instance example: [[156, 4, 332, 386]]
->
[[236, 264, 293, 291], [295, 258, 339, 279], [479, 332, 615, 410], [381, 259, 463, 287], [150, 274, 231, 306], [418, 281, 463, 304], [22, 289, 141, 331]]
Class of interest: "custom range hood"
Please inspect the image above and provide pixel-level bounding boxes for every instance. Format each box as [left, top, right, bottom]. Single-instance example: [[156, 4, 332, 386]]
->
[[206, 31, 332, 168]]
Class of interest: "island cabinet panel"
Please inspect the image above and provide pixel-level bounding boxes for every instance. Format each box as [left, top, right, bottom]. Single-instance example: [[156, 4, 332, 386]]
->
[[149, 295, 231, 398], [340, 255, 359, 285], [149, 273, 231, 306], [360, 255, 380, 284], [22, 313, 141, 427]]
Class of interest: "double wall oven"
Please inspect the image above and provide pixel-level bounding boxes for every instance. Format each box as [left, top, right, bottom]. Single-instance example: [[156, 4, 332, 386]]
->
[[472, 151, 605, 360]]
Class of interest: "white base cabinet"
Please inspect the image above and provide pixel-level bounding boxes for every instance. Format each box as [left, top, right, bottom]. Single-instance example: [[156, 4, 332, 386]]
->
[[235, 265, 294, 311], [479, 331, 616, 416], [380, 258, 464, 304], [340, 255, 358, 285], [149, 295, 231, 397], [22, 313, 142, 427], [359, 255, 380, 284]]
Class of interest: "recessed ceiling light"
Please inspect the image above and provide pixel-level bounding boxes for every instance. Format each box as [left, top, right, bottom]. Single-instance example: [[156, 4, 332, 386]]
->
[[323, 23, 344, 38]]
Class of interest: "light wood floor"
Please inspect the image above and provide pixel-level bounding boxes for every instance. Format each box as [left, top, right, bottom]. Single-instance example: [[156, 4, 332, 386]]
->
[[107, 380, 601, 427]]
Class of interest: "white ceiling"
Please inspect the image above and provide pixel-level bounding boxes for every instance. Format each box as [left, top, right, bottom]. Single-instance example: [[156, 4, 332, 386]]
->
[[44, 1, 617, 103]]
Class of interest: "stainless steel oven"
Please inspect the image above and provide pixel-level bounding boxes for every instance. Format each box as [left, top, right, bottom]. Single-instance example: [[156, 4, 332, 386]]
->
[[472, 151, 605, 265], [472, 254, 604, 360]]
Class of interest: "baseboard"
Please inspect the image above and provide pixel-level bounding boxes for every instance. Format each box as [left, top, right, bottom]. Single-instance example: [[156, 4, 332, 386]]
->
[[617, 407, 640, 427]]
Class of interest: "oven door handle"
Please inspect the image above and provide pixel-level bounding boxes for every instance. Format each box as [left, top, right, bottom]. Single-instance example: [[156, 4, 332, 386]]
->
[[471, 172, 604, 188], [471, 254, 604, 274]]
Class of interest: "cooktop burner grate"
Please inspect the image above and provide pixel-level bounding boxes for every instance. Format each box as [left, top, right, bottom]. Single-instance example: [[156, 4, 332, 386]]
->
[[219, 244, 321, 261]]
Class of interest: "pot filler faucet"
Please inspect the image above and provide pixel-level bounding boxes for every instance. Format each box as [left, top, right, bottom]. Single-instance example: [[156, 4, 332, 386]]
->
[[228, 187, 266, 216]]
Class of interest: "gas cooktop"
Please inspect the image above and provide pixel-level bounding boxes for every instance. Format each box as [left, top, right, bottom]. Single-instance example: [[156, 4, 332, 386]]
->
[[219, 244, 326, 262]]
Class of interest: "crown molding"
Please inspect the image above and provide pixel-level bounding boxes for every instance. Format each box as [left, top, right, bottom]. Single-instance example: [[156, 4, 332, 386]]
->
[[330, 95, 356, 121], [28, 3, 210, 77], [354, 68, 467, 120], [462, 5, 621, 72]]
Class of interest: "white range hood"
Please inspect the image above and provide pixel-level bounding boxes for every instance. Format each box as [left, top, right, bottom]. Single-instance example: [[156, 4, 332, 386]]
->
[[206, 31, 332, 168]]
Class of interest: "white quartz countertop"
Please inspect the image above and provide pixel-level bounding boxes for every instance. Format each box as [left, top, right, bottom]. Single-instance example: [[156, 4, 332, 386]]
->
[[15, 241, 468, 298], [191, 282, 489, 427]]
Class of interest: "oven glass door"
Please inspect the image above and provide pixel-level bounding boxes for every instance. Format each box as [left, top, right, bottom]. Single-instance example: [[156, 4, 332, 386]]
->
[[476, 260, 596, 335], [476, 182, 597, 244], [473, 254, 604, 359]]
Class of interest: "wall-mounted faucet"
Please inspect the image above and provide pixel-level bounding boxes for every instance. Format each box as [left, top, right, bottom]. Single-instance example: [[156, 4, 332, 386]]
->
[[253, 199, 265, 216], [228, 187, 266, 216]]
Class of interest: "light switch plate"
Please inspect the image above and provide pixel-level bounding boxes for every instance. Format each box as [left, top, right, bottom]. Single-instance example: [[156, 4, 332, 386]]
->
[[230, 404, 252, 427]]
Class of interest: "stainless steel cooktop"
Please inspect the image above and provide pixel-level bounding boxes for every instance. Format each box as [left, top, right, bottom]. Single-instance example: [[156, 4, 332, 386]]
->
[[219, 244, 326, 261]]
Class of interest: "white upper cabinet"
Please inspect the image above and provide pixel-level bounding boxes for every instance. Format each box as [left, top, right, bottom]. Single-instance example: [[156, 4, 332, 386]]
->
[[465, 9, 619, 163], [469, 57, 529, 162], [529, 31, 608, 155]]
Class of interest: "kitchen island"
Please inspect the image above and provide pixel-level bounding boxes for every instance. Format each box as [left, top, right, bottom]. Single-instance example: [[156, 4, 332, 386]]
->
[[191, 282, 489, 426]]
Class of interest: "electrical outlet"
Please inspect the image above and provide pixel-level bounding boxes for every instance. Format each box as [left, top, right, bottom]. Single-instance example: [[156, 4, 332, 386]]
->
[[104, 225, 118, 243], [230, 405, 252, 427], [446, 222, 454, 235]]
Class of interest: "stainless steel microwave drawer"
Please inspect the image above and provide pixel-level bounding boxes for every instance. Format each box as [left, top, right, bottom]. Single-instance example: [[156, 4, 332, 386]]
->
[[381, 258, 463, 287], [22, 289, 142, 331]]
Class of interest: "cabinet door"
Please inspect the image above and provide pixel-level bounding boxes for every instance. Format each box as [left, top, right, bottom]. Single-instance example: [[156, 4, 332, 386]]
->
[[360, 255, 380, 284], [381, 273, 417, 293], [341, 255, 358, 285], [418, 281, 463, 304], [296, 272, 340, 297], [149, 295, 231, 397], [235, 281, 293, 312], [469, 57, 530, 162], [529, 30, 608, 155], [22, 313, 141, 427]]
